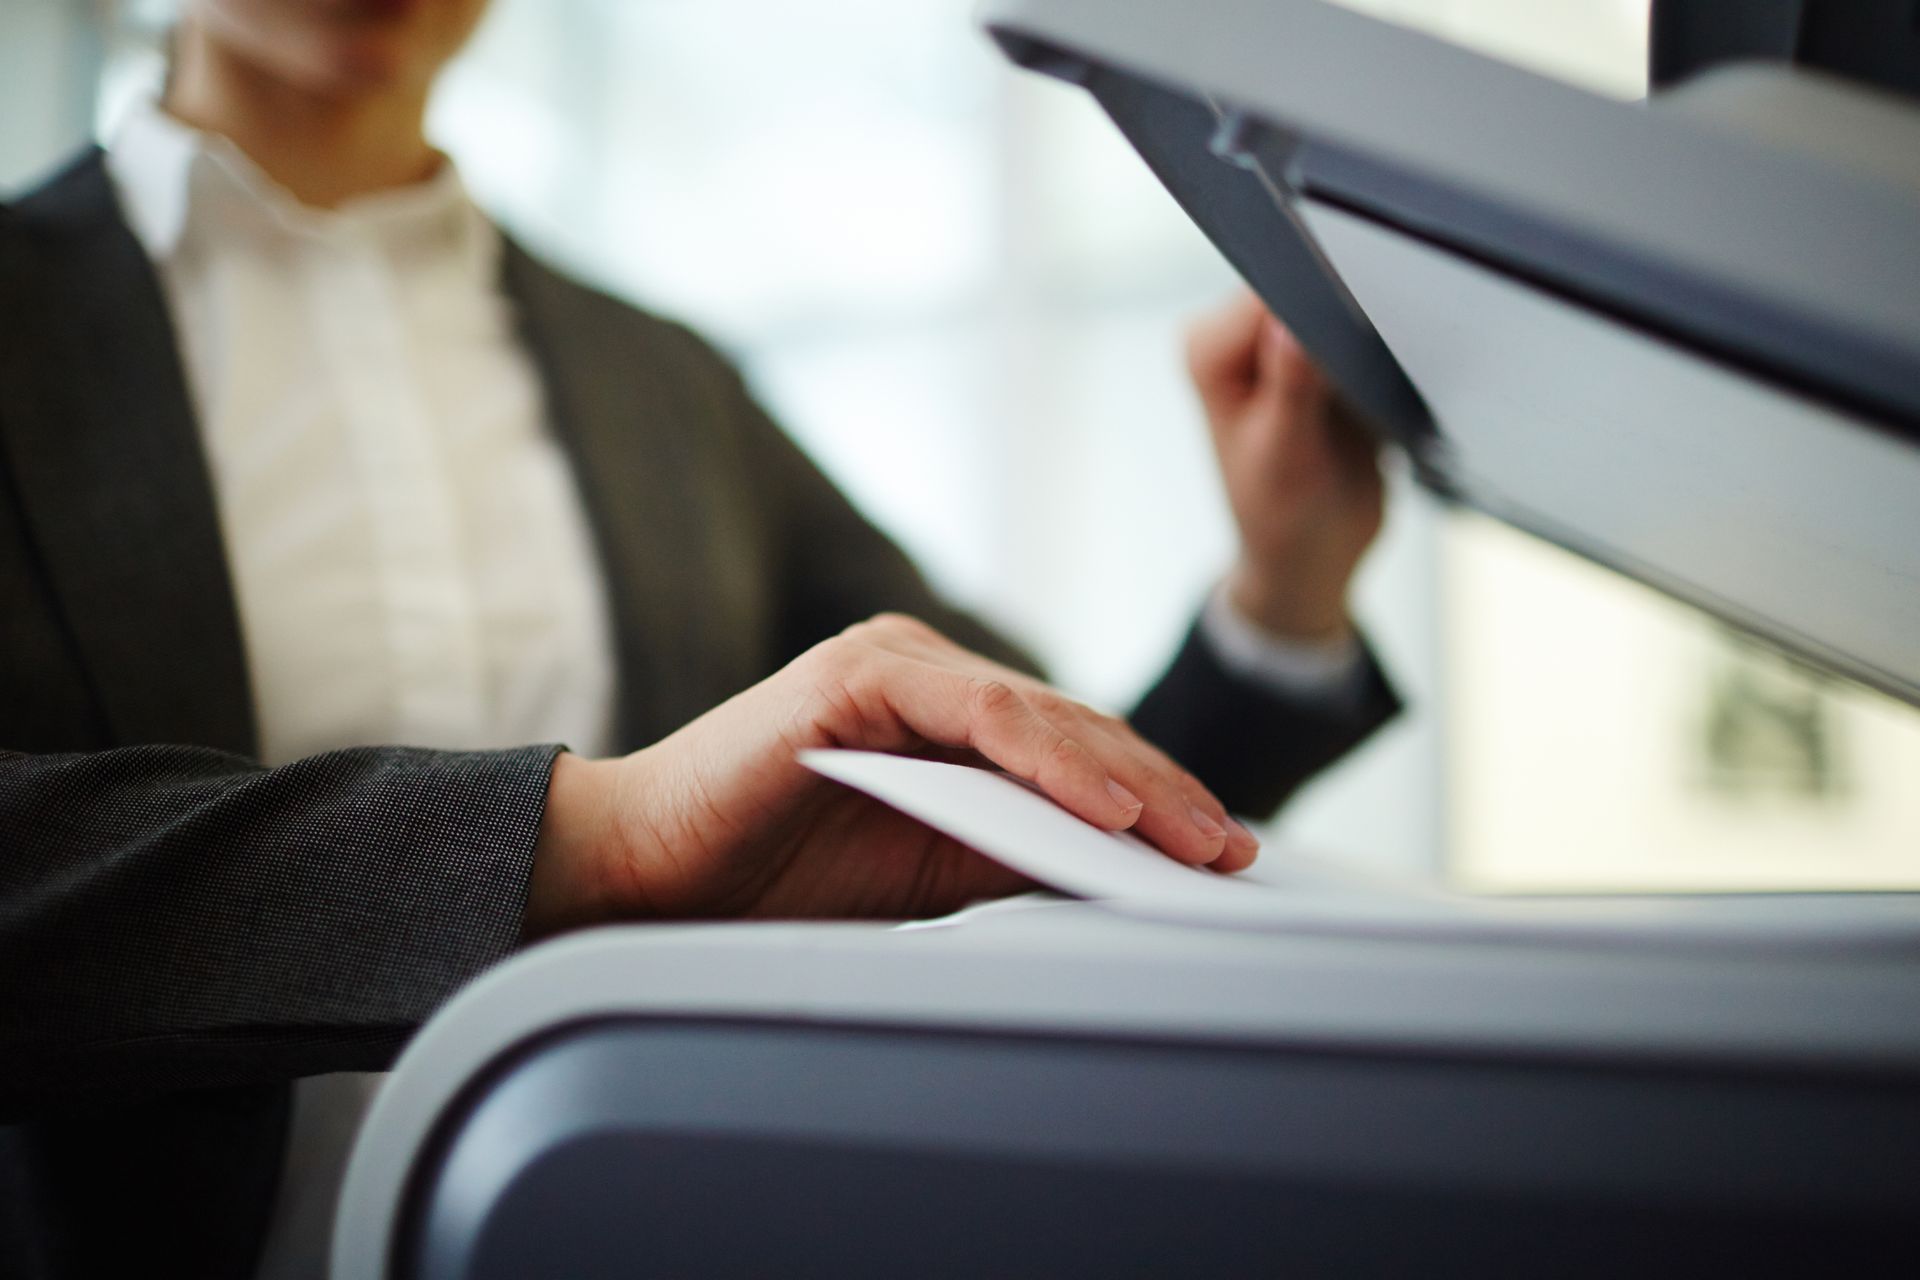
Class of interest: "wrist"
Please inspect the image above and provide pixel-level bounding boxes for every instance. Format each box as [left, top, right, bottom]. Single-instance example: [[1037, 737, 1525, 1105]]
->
[[1225, 556, 1353, 647], [523, 751, 623, 940]]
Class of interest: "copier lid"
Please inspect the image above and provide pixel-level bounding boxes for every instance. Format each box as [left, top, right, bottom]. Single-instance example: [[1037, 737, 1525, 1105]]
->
[[982, 0, 1920, 708]]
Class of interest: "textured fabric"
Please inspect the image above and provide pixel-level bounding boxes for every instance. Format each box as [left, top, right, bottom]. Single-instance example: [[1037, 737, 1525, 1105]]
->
[[103, 102, 619, 768], [0, 155, 256, 758], [0, 743, 558, 1109], [0, 743, 557, 1280], [1133, 619, 1399, 818], [0, 149, 1399, 1278], [1200, 579, 1368, 706]]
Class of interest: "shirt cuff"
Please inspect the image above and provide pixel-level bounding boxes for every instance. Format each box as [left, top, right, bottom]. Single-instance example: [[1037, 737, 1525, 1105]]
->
[[1198, 581, 1366, 705]]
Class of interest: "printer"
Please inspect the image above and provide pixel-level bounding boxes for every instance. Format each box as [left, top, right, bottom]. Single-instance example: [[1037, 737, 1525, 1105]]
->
[[334, 1, 1920, 1275]]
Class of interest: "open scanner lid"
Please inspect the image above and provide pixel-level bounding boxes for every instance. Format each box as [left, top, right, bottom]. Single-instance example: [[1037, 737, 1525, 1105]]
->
[[982, 0, 1920, 708]]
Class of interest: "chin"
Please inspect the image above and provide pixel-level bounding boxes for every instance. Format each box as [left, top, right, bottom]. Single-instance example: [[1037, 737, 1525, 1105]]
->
[[304, 36, 425, 96], [194, 0, 481, 102]]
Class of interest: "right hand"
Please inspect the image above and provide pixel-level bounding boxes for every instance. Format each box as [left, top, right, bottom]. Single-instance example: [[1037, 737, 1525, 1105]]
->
[[1187, 292, 1385, 646], [523, 614, 1259, 937]]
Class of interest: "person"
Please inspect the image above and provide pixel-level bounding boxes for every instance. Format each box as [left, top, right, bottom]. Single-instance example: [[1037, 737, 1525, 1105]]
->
[[0, 0, 1396, 1274]]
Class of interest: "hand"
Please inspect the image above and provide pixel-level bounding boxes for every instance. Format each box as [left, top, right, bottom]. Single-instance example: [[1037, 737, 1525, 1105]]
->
[[524, 614, 1259, 937], [1187, 291, 1385, 645]]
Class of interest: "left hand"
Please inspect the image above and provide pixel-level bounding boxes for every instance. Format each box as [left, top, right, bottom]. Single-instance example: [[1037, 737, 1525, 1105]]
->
[[1186, 291, 1385, 645], [524, 613, 1259, 937]]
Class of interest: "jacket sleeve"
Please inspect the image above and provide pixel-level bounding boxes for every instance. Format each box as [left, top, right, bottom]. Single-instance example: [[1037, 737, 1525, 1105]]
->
[[707, 345, 1400, 820], [0, 742, 558, 1115], [1130, 623, 1400, 819]]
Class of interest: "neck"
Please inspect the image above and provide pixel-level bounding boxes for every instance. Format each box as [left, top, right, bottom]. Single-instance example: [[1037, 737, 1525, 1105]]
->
[[164, 22, 440, 209]]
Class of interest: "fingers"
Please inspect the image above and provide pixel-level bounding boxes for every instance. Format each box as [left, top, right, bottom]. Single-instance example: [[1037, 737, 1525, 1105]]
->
[[1182, 285, 1336, 422], [1255, 312, 1320, 396], [1186, 290, 1268, 424], [982, 690, 1258, 870], [890, 668, 1149, 833], [1257, 317, 1336, 462], [1097, 745, 1233, 867], [823, 616, 1257, 870], [1074, 711, 1261, 870]]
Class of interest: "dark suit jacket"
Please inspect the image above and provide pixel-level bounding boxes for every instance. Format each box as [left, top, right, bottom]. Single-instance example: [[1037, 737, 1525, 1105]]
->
[[0, 150, 1398, 1277]]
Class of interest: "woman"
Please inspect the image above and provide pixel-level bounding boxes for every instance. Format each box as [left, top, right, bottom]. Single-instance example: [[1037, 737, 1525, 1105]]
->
[[0, 0, 1395, 1274]]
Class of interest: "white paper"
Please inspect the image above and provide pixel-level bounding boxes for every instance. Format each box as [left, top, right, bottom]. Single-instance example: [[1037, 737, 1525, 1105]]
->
[[799, 749, 1274, 906], [800, 750, 1920, 952]]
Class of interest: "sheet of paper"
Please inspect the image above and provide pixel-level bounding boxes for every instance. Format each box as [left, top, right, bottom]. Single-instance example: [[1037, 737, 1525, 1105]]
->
[[799, 749, 1272, 906], [801, 750, 1920, 952]]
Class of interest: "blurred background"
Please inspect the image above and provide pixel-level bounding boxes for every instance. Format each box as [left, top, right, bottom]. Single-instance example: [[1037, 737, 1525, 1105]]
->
[[5, 0, 1916, 891]]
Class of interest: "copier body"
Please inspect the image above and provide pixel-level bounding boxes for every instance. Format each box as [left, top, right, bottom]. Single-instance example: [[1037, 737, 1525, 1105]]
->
[[339, 904, 1920, 1278]]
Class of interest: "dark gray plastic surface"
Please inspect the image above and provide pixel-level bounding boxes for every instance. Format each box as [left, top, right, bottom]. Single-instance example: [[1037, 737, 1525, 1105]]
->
[[1080, 67, 1437, 457], [984, 0, 1920, 705], [995, 11, 1920, 440], [337, 904, 1920, 1276], [404, 1021, 1920, 1279]]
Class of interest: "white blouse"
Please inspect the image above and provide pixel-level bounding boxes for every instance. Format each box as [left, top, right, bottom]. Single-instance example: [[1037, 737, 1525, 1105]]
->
[[106, 100, 618, 772], [106, 99, 619, 1280]]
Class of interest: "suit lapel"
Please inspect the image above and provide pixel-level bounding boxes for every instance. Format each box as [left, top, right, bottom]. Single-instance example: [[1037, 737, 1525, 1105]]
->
[[499, 238, 711, 749], [1, 151, 256, 754]]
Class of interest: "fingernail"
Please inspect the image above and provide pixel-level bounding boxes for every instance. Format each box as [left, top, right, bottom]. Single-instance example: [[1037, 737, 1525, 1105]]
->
[[1107, 779, 1144, 813], [1227, 817, 1261, 851], [1189, 806, 1226, 841]]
